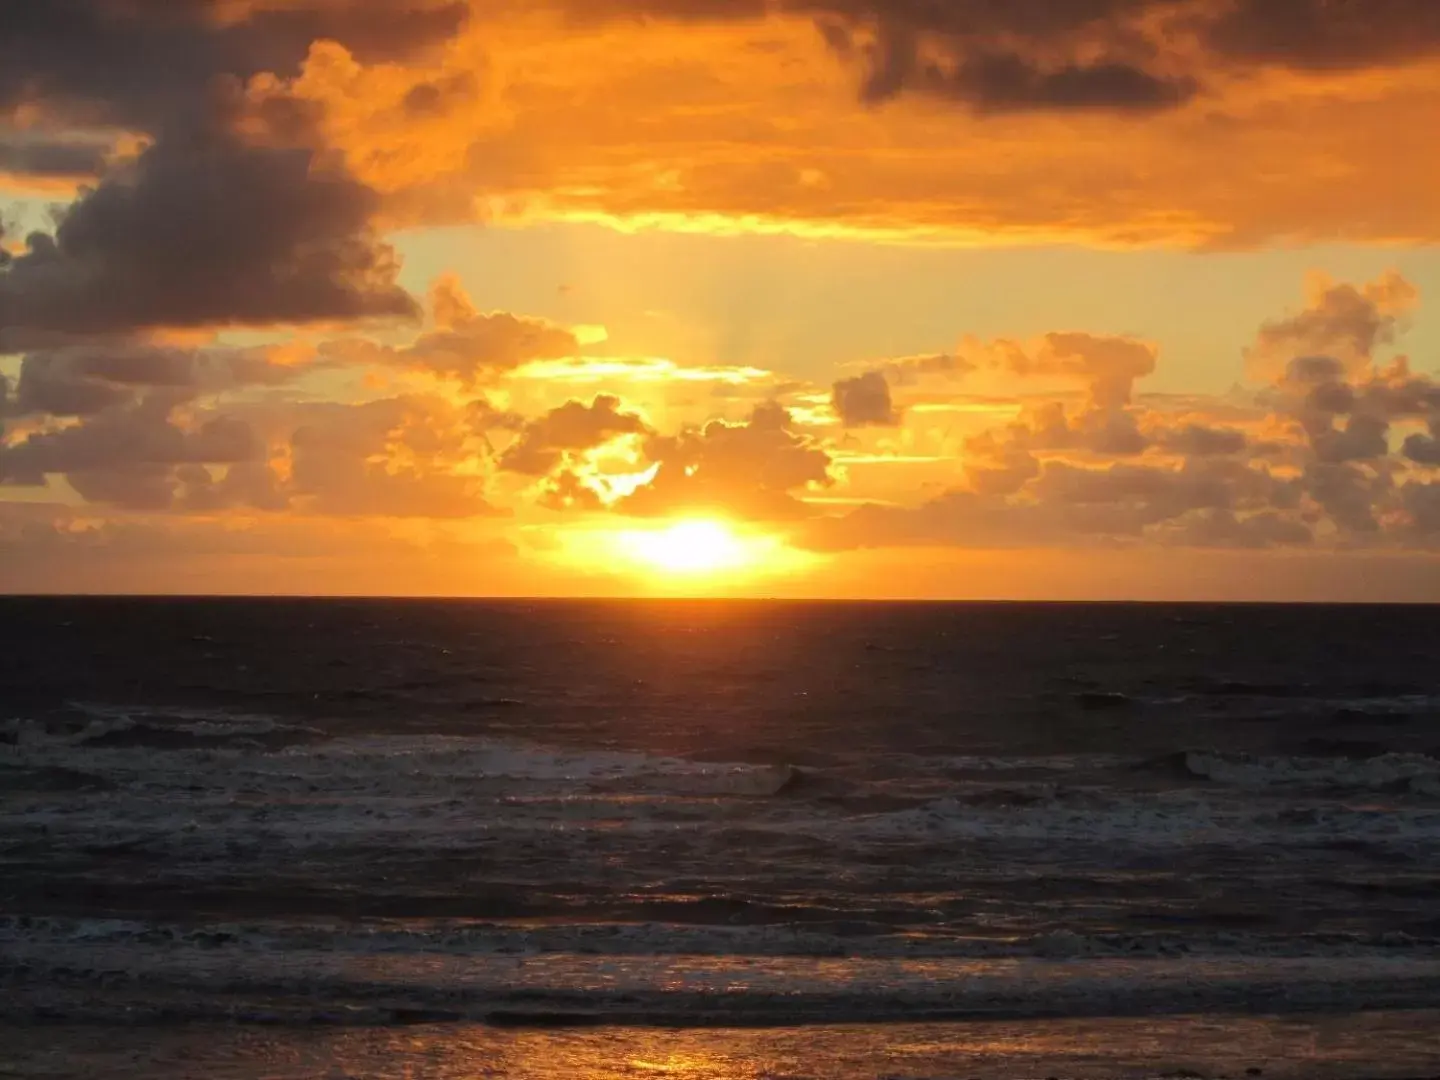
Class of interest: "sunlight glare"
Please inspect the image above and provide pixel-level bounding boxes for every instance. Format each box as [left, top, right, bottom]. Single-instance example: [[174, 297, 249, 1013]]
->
[[621, 519, 752, 575]]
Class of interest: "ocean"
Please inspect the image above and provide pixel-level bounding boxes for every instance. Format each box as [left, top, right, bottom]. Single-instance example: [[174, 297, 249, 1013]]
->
[[2, 597, 1439, 1078]]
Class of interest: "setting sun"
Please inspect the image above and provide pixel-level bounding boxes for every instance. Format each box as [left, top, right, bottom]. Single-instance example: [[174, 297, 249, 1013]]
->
[[619, 520, 753, 575]]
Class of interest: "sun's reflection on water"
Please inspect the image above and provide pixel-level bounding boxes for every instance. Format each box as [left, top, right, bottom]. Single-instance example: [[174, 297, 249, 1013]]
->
[[12, 1012, 1440, 1078]]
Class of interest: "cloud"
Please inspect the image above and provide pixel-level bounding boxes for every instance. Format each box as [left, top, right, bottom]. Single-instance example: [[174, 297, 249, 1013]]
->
[[0, 135, 110, 185], [992, 331, 1158, 410], [0, 2, 469, 343], [1263, 320, 1440, 473], [1401, 479, 1440, 539], [1246, 272, 1418, 382], [1156, 423, 1250, 458], [536, 468, 608, 512], [0, 350, 504, 518], [0, 0, 468, 130], [957, 331, 1159, 488], [873, 353, 977, 385], [8, 343, 312, 417], [0, 392, 264, 510], [574, 1, 1440, 113], [622, 401, 834, 519], [168, 1, 1440, 250], [287, 395, 500, 519], [0, 128, 417, 341], [572, 0, 1195, 112], [332, 275, 579, 383], [499, 395, 650, 476], [1204, 0, 1440, 69], [1406, 417, 1440, 466], [1151, 508, 1314, 550], [14, 0, 1440, 260], [802, 455, 1307, 553], [804, 272, 1438, 555], [832, 370, 900, 427]]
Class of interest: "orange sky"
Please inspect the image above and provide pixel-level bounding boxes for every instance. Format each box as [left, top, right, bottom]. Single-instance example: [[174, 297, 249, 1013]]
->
[[2, 0, 1439, 599]]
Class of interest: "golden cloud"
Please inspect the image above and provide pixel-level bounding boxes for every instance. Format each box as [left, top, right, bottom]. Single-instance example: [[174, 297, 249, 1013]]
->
[[217, 9, 1440, 248]]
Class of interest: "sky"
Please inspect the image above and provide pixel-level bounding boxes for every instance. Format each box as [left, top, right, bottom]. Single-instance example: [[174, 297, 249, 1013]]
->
[[2, 0, 1439, 600]]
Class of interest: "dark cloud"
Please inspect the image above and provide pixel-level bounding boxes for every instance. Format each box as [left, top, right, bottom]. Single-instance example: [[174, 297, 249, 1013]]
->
[[15, 362, 130, 418], [1032, 457, 1279, 521], [58, 457, 287, 514], [568, 0, 1440, 117], [1311, 414, 1391, 465], [0, 136, 109, 180], [10, 344, 310, 417], [0, 0, 468, 129], [832, 371, 900, 427], [1158, 424, 1250, 457], [500, 395, 650, 477], [876, 49, 1194, 112], [1270, 347, 1440, 469], [586, 0, 1191, 111], [622, 401, 833, 520], [1404, 418, 1440, 467], [0, 129, 417, 340], [0, 0, 464, 341], [1304, 461, 1391, 535], [1402, 480, 1440, 539], [1204, 0, 1440, 70], [0, 391, 263, 510]]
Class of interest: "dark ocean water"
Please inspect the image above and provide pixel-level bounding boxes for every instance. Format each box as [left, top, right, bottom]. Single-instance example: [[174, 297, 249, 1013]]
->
[[3, 598, 1440, 1078]]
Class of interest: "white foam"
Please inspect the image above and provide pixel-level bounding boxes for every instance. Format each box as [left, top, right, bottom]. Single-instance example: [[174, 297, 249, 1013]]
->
[[7, 726, 1440, 857]]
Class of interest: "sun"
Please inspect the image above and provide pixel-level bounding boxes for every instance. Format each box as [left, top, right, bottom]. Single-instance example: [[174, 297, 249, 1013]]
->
[[620, 519, 753, 575], [556, 517, 816, 588]]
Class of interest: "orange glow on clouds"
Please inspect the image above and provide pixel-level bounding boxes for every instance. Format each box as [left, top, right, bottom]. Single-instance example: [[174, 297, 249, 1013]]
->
[[226, 11, 1440, 250]]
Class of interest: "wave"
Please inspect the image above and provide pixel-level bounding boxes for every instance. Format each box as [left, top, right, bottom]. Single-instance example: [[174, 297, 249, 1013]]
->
[[9, 946, 1440, 1027], [1175, 750, 1440, 795], [831, 789, 1440, 850], [7, 727, 1440, 856], [2, 705, 324, 753], [2, 719, 808, 795], [7, 916, 1439, 962]]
